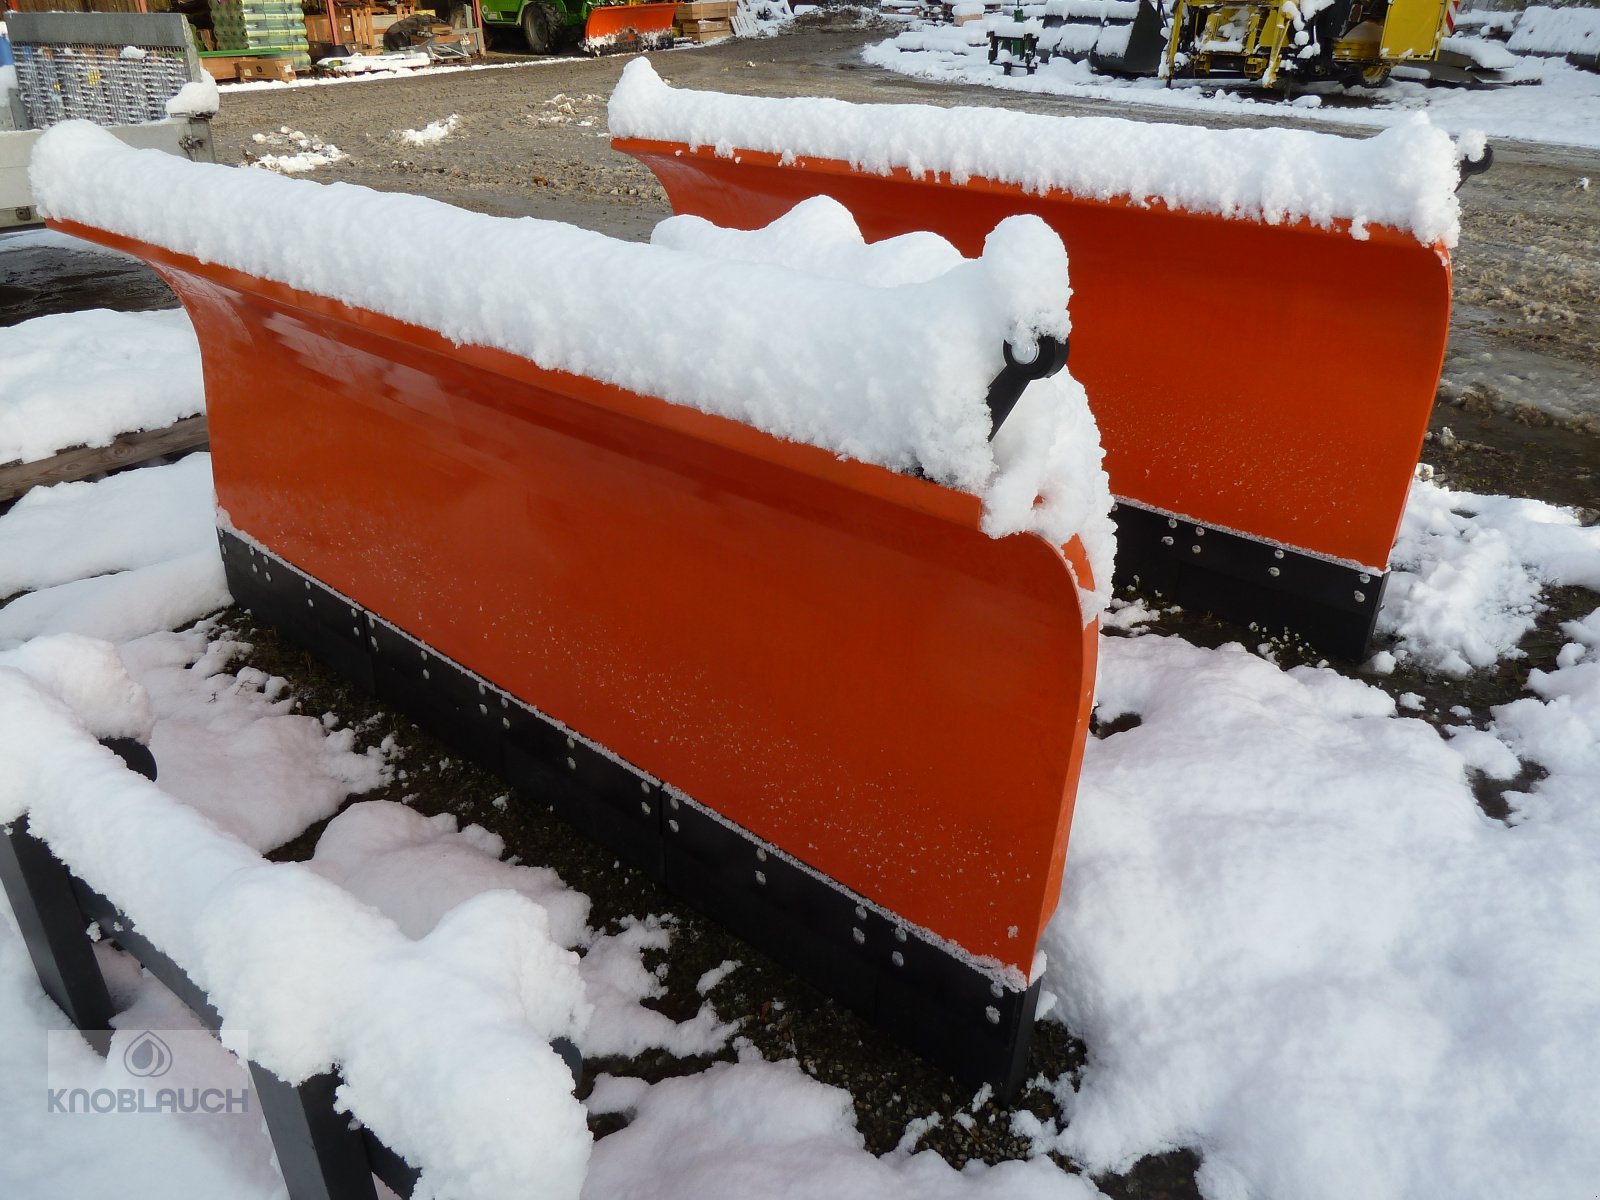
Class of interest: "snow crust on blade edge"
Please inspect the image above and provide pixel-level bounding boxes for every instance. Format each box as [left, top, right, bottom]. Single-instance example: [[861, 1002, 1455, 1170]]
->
[[609, 58, 1464, 248], [28, 121, 1111, 606]]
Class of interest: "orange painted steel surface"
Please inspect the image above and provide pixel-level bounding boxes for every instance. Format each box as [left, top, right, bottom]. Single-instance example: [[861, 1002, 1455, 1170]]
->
[[582, 1, 678, 44], [55, 219, 1097, 975], [614, 138, 1453, 573]]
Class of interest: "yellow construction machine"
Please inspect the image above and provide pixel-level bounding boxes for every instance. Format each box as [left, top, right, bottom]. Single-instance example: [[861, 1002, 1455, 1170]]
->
[[1163, 0, 1459, 86]]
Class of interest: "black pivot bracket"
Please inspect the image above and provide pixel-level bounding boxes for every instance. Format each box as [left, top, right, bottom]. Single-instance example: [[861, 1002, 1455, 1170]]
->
[[985, 335, 1069, 438]]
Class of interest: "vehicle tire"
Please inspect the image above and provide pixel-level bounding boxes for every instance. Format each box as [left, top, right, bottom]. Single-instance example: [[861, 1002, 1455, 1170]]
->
[[521, 1, 558, 53], [382, 12, 441, 49]]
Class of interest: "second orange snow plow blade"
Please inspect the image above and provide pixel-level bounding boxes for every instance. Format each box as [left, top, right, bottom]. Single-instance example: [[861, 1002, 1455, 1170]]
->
[[582, 1, 678, 52], [610, 62, 1463, 658], [42, 124, 1101, 1096]]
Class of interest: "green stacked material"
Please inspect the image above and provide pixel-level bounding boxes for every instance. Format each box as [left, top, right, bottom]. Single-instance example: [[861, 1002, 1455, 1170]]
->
[[209, 0, 312, 70]]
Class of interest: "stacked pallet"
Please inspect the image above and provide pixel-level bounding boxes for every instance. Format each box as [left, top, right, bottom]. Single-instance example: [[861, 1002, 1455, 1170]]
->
[[676, 0, 734, 41], [209, 0, 312, 72]]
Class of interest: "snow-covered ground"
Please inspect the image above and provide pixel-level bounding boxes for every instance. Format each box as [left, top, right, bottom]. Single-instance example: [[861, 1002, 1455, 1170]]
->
[[2, 274, 1598, 1198], [864, 26, 1600, 151]]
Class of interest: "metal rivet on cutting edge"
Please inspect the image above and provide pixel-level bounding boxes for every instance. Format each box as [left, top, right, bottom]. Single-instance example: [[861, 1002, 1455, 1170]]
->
[[1194, 526, 1205, 536], [419, 649, 427, 661], [501, 696, 509, 709], [369, 637, 378, 650], [303, 580, 310, 590], [501, 717, 510, 730], [1274, 548, 1285, 559], [1269, 566, 1280, 577], [639, 801, 651, 816], [894, 927, 908, 943], [1354, 590, 1366, 604], [351, 626, 360, 637], [756, 848, 768, 863], [422, 669, 430, 680], [1191, 545, 1202, 554], [854, 905, 867, 921], [265, 571, 272, 582], [1161, 536, 1174, 547], [669, 797, 680, 811], [990, 980, 1005, 998], [305, 597, 313, 609], [851, 928, 865, 945], [478, 704, 488, 716], [640, 780, 651, 794], [985, 1006, 1001, 1025], [566, 736, 575, 749], [1359, 573, 1371, 584], [565, 756, 576, 770], [668, 819, 680, 834], [754, 869, 766, 886], [891, 951, 904, 967], [1167, 518, 1178, 528]]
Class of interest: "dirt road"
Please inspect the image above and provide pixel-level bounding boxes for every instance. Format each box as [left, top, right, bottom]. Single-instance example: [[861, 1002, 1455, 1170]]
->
[[207, 15, 1600, 443]]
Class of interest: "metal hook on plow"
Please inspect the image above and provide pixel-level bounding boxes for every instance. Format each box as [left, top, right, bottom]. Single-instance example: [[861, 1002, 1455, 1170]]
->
[[985, 336, 1069, 439]]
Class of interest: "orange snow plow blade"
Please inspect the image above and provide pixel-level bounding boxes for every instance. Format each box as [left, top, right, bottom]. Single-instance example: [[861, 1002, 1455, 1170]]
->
[[582, 1, 678, 52], [55, 219, 1097, 1096], [615, 137, 1453, 658]]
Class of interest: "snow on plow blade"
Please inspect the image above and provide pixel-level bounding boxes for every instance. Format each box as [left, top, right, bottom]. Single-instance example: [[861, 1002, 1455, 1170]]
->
[[38, 126, 1101, 1096], [583, 1, 678, 52], [611, 62, 1462, 658]]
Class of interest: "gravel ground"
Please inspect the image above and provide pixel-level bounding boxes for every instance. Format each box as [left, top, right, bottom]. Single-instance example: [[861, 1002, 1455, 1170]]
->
[[6, 23, 1597, 1193]]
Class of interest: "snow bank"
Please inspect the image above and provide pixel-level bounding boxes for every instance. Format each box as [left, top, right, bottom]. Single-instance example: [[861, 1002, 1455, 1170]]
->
[[0, 455, 215, 600], [1509, 6, 1600, 58], [32, 123, 1110, 581], [1032, 632, 1600, 1200], [609, 58, 1464, 246], [0, 645, 592, 1200], [0, 307, 202, 465], [1377, 477, 1600, 675]]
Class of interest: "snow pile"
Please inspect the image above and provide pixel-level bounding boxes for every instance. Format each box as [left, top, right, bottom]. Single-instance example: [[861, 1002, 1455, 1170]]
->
[[398, 113, 460, 144], [609, 58, 1465, 246], [31, 123, 1112, 588], [1491, 605, 1600, 823], [1509, 6, 1600, 58], [583, 1057, 1104, 1200], [1031, 632, 1600, 1200], [245, 126, 347, 173], [309, 802, 738, 1058], [164, 75, 219, 119], [1376, 477, 1600, 675], [124, 630, 388, 852], [312, 800, 588, 943], [0, 307, 202, 465], [0, 454, 214, 599], [0, 643, 592, 1200], [0, 457, 227, 650]]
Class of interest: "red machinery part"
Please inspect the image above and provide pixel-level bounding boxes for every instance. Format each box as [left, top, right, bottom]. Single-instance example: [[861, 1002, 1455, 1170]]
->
[[582, 2, 679, 51], [613, 137, 1454, 657], [53, 219, 1099, 1093]]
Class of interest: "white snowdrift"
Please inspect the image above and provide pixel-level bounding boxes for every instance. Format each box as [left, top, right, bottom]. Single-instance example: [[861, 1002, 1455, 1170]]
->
[[1378, 478, 1600, 675], [609, 58, 1465, 246], [0, 639, 592, 1200], [1509, 6, 1600, 57], [0, 307, 203, 466], [30, 122, 1112, 592], [1033, 632, 1600, 1200]]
